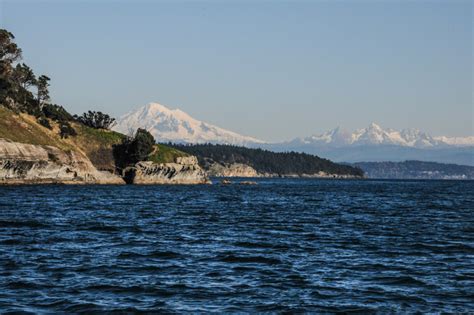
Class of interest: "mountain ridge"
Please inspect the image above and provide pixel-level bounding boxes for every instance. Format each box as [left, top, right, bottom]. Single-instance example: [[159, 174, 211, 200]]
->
[[290, 122, 473, 148]]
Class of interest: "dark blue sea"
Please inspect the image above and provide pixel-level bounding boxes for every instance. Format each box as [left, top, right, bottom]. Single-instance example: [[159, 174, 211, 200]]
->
[[0, 179, 473, 313]]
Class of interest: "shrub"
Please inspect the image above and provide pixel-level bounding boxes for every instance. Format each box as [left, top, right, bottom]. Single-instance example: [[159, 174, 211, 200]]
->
[[37, 116, 52, 129], [113, 128, 155, 170], [59, 122, 77, 139], [25, 100, 42, 117], [42, 104, 73, 122], [77, 110, 115, 129], [128, 128, 155, 162]]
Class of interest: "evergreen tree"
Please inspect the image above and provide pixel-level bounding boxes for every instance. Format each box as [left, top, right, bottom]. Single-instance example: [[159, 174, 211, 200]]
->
[[11, 63, 36, 107], [12, 63, 36, 89], [0, 29, 23, 108], [0, 29, 22, 76], [36, 75, 50, 109], [113, 128, 156, 170]]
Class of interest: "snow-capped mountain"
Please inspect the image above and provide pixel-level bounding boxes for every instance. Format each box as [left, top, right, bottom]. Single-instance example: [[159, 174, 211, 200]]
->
[[292, 123, 474, 148], [264, 123, 473, 166], [114, 102, 264, 145], [433, 136, 474, 147]]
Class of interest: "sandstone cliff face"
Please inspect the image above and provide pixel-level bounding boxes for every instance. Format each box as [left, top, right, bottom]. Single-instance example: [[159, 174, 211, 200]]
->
[[207, 162, 259, 177], [123, 156, 210, 184], [0, 138, 124, 184], [0, 138, 209, 185]]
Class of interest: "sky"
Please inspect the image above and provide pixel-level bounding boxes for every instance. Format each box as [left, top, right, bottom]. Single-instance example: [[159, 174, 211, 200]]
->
[[0, 0, 472, 142]]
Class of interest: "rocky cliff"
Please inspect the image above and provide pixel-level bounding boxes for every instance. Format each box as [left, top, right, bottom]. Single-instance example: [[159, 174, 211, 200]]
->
[[0, 138, 123, 184], [0, 139, 210, 185], [0, 105, 211, 185], [207, 162, 259, 177], [123, 156, 210, 184]]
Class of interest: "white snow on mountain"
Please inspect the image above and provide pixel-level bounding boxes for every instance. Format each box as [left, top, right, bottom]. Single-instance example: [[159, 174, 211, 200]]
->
[[433, 136, 474, 147], [293, 123, 474, 148], [114, 102, 264, 145], [114, 104, 473, 149]]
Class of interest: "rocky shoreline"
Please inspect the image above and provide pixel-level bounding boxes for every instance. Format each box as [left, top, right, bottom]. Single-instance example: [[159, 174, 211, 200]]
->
[[0, 139, 209, 185], [122, 157, 210, 185], [206, 162, 363, 179], [0, 139, 361, 185]]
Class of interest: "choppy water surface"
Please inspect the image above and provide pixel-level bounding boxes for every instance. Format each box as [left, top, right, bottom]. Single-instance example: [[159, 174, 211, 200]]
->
[[0, 179, 473, 313]]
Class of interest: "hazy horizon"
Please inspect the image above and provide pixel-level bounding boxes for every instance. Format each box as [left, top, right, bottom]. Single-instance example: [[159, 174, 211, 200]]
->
[[1, 0, 472, 141]]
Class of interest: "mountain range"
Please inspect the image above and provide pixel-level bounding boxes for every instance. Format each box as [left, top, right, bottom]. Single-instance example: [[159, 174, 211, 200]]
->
[[286, 123, 474, 148], [114, 102, 474, 165]]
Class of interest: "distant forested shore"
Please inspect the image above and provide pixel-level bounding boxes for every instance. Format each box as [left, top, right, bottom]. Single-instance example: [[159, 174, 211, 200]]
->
[[353, 160, 474, 180], [169, 143, 364, 177]]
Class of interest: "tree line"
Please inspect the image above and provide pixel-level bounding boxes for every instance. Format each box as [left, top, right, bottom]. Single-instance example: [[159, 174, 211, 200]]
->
[[170, 143, 364, 176]]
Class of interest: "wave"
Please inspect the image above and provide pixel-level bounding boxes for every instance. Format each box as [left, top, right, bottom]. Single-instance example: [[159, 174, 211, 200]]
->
[[117, 250, 181, 259], [217, 253, 283, 265]]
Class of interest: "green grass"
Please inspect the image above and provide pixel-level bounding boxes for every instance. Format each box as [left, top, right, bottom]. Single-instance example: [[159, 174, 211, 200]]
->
[[74, 124, 125, 146], [149, 143, 189, 163]]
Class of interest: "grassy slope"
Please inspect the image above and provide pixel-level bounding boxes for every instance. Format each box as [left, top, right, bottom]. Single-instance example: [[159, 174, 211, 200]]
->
[[0, 106, 71, 149], [0, 106, 188, 170], [71, 124, 125, 171], [149, 143, 189, 164]]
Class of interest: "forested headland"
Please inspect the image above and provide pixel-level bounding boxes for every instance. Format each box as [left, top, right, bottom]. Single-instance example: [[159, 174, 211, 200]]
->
[[170, 143, 364, 177]]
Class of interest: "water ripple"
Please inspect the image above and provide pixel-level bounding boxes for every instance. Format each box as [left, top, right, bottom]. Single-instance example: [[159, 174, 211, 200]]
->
[[0, 179, 473, 312]]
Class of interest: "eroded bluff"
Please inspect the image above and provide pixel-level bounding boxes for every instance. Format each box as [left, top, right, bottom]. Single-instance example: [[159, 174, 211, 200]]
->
[[123, 156, 210, 184], [0, 139, 209, 185], [0, 138, 123, 184], [207, 162, 259, 177]]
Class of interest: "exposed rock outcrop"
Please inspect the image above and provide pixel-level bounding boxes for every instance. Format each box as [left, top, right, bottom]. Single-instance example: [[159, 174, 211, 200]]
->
[[0, 138, 209, 185], [0, 138, 124, 184], [239, 181, 258, 185], [207, 162, 259, 177], [123, 156, 210, 184], [206, 161, 361, 179]]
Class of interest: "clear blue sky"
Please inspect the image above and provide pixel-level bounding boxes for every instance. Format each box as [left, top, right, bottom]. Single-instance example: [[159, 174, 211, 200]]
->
[[1, 0, 472, 141]]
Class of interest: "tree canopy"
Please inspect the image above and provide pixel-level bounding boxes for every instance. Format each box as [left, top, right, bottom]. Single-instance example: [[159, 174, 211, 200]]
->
[[76, 111, 116, 129], [113, 128, 156, 171], [0, 28, 117, 138]]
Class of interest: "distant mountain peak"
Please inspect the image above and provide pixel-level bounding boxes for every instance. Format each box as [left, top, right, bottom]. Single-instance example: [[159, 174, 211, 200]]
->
[[368, 122, 382, 129], [141, 102, 193, 121], [296, 123, 473, 148], [114, 102, 265, 145]]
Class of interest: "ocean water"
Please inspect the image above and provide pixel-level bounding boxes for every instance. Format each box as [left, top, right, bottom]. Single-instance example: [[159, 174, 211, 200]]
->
[[0, 179, 473, 313]]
